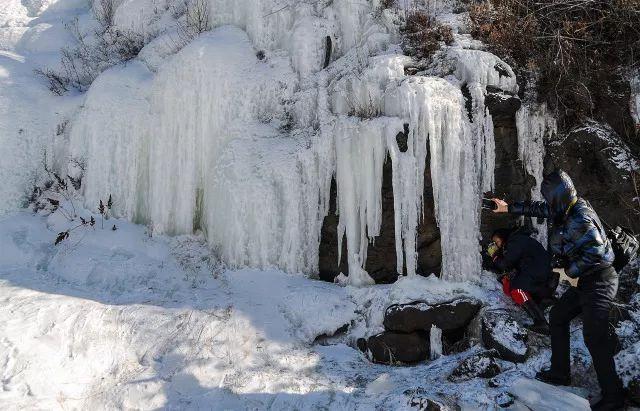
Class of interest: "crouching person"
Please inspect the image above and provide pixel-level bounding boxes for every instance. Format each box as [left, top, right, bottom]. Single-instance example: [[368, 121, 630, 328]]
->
[[487, 228, 556, 335], [492, 170, 624, 411]]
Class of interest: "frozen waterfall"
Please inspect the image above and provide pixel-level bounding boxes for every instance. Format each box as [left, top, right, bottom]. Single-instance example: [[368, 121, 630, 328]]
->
[[65, 0, 501, 283]]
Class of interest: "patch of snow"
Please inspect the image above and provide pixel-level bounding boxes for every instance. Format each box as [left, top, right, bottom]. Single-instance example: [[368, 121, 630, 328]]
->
[[508, 378, 591, 411]]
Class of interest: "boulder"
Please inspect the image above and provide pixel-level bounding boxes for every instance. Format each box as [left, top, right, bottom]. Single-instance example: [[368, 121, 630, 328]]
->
[[404, 388, 460, 411], [448, 349, 501, 382], [481, 309, 529, 363], [358, 331, 429, 365], [383, 298, 482, 333]]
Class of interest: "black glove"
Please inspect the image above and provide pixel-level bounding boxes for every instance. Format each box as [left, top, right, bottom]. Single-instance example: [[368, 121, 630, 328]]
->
[[551, 255, 570, 269]]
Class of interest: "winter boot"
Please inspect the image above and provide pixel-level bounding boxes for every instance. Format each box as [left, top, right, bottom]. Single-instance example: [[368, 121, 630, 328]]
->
[[535, 368, 571, 386], [522, 300, 550, 335], [590, 395, 625, 411]]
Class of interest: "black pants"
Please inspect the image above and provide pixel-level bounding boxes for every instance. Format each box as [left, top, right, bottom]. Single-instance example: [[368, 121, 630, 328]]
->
[[549, 266, 623, 398]]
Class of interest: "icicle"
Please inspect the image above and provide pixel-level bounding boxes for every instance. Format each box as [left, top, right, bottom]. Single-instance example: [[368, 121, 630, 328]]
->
[[333, 116, 403, 285], [467, 83, 495, 194], [631, 74, 640, 126], [515, 104, 557, 245], [430, 325, 442, 359]]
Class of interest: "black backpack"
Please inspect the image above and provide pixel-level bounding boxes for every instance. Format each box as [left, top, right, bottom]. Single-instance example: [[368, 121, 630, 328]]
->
[[605, 224, 639, 272]]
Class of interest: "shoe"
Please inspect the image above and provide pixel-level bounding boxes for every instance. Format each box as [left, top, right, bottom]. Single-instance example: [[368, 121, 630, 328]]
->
[[356, 337, 368, 353], [523, 300, 550, 335], [529, 323, 550, 335], [535, 368, 571, 386], [590, 395, 625, 411]]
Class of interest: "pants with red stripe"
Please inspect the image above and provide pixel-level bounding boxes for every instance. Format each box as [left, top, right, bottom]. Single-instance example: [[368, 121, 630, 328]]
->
[[501, 276, 531, 305]]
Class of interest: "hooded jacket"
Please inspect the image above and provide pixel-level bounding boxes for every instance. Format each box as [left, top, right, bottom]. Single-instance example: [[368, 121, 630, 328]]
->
[[508, 170, 615, 278], [492, 228, 553, 294]]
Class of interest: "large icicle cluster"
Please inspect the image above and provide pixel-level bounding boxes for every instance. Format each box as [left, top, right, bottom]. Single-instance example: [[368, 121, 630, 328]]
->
[[386, 77, 481, 281], [448, 48, 518, 195], [515, 104, 557, 244], [65, 0, 501, 282]]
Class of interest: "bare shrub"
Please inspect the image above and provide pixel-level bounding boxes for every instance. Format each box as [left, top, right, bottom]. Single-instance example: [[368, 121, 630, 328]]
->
[[468, 0, 640, 128], [347, 92, 382, 119], [177, 0, 212, 43], [402, 10, 454, 59], [33, 67, 70, 95], [35, 5, 144, 94], [93, 0, 116, 28]]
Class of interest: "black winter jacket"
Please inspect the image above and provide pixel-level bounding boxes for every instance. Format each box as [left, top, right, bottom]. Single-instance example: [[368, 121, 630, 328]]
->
[[508, 171, 615, 278], [493, 230, 553, 294]]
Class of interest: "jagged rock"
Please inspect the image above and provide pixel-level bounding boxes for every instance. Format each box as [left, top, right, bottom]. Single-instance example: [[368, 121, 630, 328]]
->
[[359, 331, 429, 365], [383, 298, 482, 333], [495, 392, 515, 408], [546, 120, 640, 233], [404, 388, 460, 411], [448, 349, 501, 382], [481, 309, 529, 363], [485, 91, 521, 121]]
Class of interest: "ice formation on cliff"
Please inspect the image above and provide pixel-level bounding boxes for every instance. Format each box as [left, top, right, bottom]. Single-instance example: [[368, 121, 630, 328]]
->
[[64, 0, 498, 282]]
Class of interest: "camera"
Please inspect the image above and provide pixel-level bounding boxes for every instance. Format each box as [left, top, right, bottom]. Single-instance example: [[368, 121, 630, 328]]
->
[[482, 198, 498, 211]]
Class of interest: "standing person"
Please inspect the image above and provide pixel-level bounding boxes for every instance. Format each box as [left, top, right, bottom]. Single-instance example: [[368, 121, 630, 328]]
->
[[487, 227, 555, 334], [491, 170, 624, 411]]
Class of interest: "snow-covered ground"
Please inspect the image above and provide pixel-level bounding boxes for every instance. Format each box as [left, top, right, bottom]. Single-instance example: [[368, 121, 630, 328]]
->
[[0, 207, 605, 410], [1, 0, 637, 409]]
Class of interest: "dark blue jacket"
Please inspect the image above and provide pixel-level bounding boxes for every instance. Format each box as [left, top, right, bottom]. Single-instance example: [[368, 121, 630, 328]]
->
[[493, 230, 553, 294], [508, 171, 614, 278]]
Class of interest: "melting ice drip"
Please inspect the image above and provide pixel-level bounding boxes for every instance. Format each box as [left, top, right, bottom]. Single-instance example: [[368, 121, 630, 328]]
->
[[430, 325, 443, 359]]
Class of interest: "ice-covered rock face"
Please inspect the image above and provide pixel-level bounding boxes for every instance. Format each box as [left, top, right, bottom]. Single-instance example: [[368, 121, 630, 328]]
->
[[65, 0, 513, 282]]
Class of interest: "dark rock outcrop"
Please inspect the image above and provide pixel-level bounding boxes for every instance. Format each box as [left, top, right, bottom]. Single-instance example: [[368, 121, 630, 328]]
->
[[481, 309, 529, 363], [448, 349, 501, 382], [546, 120, 640, 232], [358, 331, 430, 365], [319, 152, 441, 283], [383, 298, 482, 333], [404, 388, 460, 411], [481, 90, 537, 242]]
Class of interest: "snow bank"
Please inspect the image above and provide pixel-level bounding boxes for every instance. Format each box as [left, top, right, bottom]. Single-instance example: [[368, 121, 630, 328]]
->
[[0, 0, 86, 216], [0, 209, 358, 409]]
